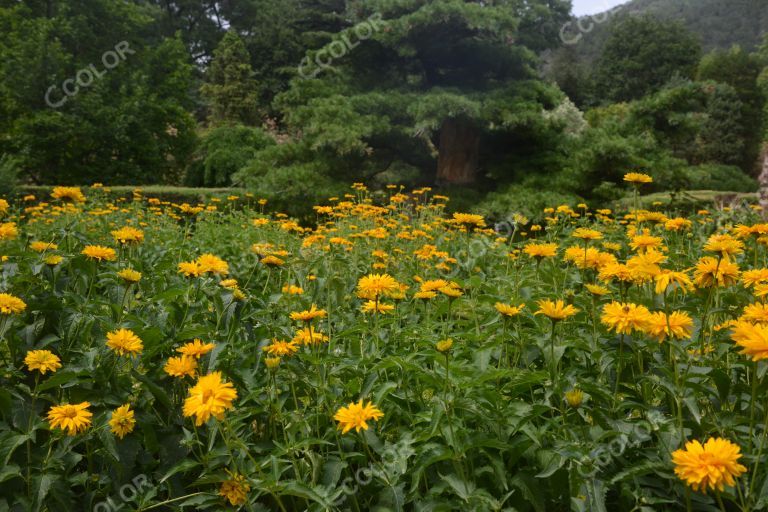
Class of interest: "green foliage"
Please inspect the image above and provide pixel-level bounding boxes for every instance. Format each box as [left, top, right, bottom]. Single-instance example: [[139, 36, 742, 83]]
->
[[595, 16, 701, 103], [200, 31, 260, 125], [186, 125, 275, 187], [682, 164, 758, 193], [235, 141, 348, 219], [473, 184, 582, 220], [5, 187, 768, 510], [0, 154, 19, 197], [0, 5, 197, 185], [698, 46, 765, 170], [236, 0, 572, 190]]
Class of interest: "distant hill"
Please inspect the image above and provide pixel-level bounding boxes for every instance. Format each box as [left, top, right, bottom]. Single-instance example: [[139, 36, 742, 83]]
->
[[572, 0, 767, 62]]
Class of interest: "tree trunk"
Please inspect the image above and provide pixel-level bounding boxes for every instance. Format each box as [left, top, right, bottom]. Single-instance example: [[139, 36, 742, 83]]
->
[[760, 144, 768, 214], [436, 117, 479, 185]]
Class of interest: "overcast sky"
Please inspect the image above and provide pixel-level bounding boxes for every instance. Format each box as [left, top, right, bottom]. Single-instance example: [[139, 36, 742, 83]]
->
[[572, 0, 629, 16]]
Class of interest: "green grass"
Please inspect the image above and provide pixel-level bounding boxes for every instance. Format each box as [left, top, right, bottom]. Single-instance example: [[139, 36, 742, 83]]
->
[[19, 185, 247, 202]]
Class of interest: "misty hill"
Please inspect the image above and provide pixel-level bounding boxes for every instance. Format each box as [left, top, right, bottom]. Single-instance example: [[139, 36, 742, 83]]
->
[[573, 0, 766, 61]]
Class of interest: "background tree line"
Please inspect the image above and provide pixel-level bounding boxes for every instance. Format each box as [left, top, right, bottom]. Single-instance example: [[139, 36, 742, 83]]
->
[[0, 0, 767, 217]]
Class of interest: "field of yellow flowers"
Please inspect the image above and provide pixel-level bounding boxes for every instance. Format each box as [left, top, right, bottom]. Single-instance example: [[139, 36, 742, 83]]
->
[[1, 177, 768, 511]]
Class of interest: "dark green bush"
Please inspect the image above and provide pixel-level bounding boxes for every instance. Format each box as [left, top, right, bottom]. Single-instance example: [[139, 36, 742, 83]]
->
[[683, 163, 758, 192], [186, 125, 275, 187], [0, 154, 19, 197], [472, 184, 582, 221]]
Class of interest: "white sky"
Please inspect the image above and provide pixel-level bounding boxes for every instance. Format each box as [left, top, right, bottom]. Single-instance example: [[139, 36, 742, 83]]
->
[[572, 0, 629, 16]]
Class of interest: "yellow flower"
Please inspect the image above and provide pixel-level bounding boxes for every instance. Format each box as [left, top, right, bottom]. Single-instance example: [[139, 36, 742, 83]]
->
[[29, 241, 58, 252], [51, 186, 86, 202], [290, 304, 327, 322], [0, 222, 19, 240], [111, 226, 144, 244], [654, 270, 693, 295], [645, 311, 693, 342], [535, 299, 579, 321], [565, 389, 584, 408], [672, 438, 747, 493], [292, 326, 329, 345], [282, 284, 304, 295], [117, 268, 141, 283], [523, 243, 558, 259], [665, 218, 692, 232], [585, 284, 610, 296], [572, 228, 603, 241], [260, 255, 285, 266], [626, 250, 666, 283], [334, 399, 384, 434], [24, 350, 62, 374], [262, 338, 300, 356], [740, 302, 768, 323], [177, 339, 216, 359], [178, 261, 202, 277], [105, 328, 144, 356], [419, 279, 449, 292], [629, 233, 663, 253], [0, 198, 7, 214], [600, 302, 651, 335], [220, 279, 238, 289], [704, 234, 744, 260], [755, 283, 768, 298], [264, 356, 281, 370], [164, 355, 198, 378], [219, 471, 250, 506], [81, 245, 116, 262], [357, 273, 400, 299], [182, 372, 238, 426], [451, 213, 486, 228], [694, 257, 740, 288], [361, 300, 395, 314], [436, 338, 453, 353], [44, 255, 63, 266], [742, 268, 768, 288], [598, 263, 633, 283], [495, 303, 525, 317], [0, 293, 26, 315], [730, 321, 768, 361], [196, 254, 229, 275], [109, 404, 136, 439], [47, 402, 92, 435], [438, 282, 463, 298], [623, 172, 653, 184]]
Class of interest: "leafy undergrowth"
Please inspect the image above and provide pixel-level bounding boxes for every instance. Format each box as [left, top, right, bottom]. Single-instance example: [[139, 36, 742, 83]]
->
[[0, 181, 767, 511]]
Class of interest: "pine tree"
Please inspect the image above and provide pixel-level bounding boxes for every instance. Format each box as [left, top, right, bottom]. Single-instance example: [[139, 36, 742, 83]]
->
[[200, 30, 259, 125], [237, 0, 571, 190]]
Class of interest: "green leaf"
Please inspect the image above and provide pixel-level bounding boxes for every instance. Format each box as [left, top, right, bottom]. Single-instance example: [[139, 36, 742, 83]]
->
[[33, 473, 55, 512], [0, 464, 21, 483], [132, 370, 172, 409], [159, 459, 200, 484], [442, 473, 476, 501]]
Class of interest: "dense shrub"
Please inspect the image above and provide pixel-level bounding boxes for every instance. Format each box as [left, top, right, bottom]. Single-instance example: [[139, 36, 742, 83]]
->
[[185, 125, 275, 187]]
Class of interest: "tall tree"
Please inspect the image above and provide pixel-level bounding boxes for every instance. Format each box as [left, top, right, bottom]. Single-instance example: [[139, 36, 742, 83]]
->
[[0, 1, 197, 184], [698, 46, 765, 172], [200, 30, 259, 125], [595, 16, 701, 103], [237, 0, 571, 194]]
